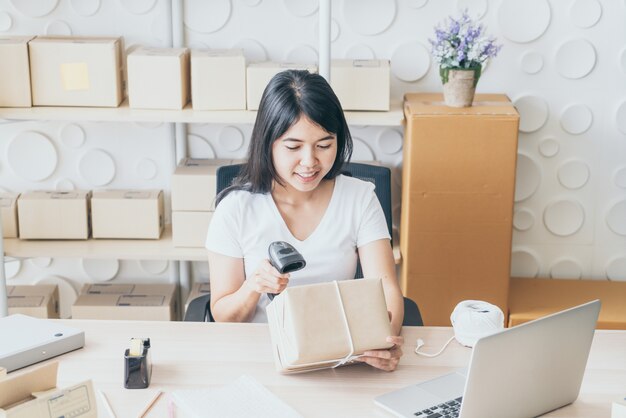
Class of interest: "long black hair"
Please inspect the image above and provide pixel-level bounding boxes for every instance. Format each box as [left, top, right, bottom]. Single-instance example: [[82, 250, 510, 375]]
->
[[217, 69, 352, 203]]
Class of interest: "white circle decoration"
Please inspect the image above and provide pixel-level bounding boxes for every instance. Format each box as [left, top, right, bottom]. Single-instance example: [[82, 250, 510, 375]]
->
[[119, 0, 157, 14], [352, 137, 375, 161], [70, 0, 100, 16], [139, 260, 169, 275], [82, 259, 120, 282], [614, 167, 626, 189], [232, 39, 267, 62], [285, 44, 318, 64], [283, 0, 318, 17], [570, 0, 602, 28], [78, 149, 116, 186], [407, 0, 428, 8], [184, 0, 231, 34], [520, 51, 544, 74], [136, 158, 158, 180], [511, 250, 540, 278], [242, 0, 262, 6], [497, 0, 550, 43], [218, 126, 245, 152], [538, 138, 559, 158], [620, 48, 626, 75], [616, 101, 626, 134], [4, 259, 21, 279], [331, 18, 340, 42], [377, 129, 403, 155], [343, 0, 396, 36], [391, 42, 431, 82], [36, 276, 77, 319], [606, 257, 626, 281], [345, 44, 376, 60], [60, 123, 85, 148], [557, 160, 590, 189], [45, 20, 72, 35], [0, 12, 13, 31], [7, 131, 58, 181], [513, 209, 534, 231], [514, 95, 549, 133], [514, 154, 541, 202], [550, 259, 583, 279], [606, 200, 626, 236], [457, 0, 488, 19], [187, 134, 216, 159], [543, 199, 585, 237], [55, 178, 75, 191], [9, 0, 59, 17], [555, 39, 596, 79], [560, 104, 593, 135], [31, 257, 53, 268]]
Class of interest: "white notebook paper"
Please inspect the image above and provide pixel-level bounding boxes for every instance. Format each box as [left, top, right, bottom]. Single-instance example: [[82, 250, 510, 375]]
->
[[171, 375, 302, 418]]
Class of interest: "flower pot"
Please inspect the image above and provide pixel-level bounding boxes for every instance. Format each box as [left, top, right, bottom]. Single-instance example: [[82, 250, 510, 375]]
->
[[440, 66, 481, 107]]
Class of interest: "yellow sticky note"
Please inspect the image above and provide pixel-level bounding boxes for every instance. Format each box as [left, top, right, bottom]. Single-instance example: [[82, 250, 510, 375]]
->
[[60, 62, 90, 91]]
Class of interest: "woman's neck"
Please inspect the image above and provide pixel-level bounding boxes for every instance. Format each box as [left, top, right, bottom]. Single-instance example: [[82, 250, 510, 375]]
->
[[271, 179, 332, 206]]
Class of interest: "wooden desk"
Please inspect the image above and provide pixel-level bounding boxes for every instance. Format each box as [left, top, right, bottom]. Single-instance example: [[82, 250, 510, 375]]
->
[[38, 321, 626, 417]]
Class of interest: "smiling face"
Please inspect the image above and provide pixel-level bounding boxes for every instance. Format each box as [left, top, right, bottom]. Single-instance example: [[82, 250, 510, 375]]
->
[[271, 115, 338, 194]]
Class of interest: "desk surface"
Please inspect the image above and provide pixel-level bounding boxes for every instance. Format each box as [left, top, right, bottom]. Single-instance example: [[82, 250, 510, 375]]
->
[[33, 320, 626, 417]]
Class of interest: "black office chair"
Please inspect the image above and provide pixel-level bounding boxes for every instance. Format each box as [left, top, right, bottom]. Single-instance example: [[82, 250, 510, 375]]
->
[[185, 162, 423, 326]]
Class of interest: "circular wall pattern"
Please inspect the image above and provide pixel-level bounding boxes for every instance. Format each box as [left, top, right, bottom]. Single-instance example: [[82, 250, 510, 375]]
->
[[377, 129, 403, 155], [55, 178, 75, 191], [343, 0, 396, 36], [4, 259, 21, 279], [407, 0, 428, 8], [60, 123, 86, 148], [283, 0, 318, 17], [345, 44, 376, 60], [70, 0, 100, 16], [136, 158, 158, 180], [457, 0, 488, 18], [497, 0, 550, 43], [31, 257, 53, 268], [45, 20, 72, 35], [606, 200, 626, 236], [285, 44, 318, 64], [510, 250, 540, 277], [10, 0, 59, 17], [242, 0, 262, 6], [330, 18, 340, 42], [513, 208, 534, 231], [557, 160, 590, 189], [560, 104, 593, 135], [187, 134, 216, 158], [614, 167, 626, 189], [352, 137, 375, 161], [36, 276, 77, 319], [119, 0, 157, 14], [7, 131, 58, 181], [232, 39, 268, 62], [0, 12, 13, 31], [514, 95, 549, 133], [218, 126, 245, 152], [514, 154, 541, 202], [606, 257, 626, 281], [570, 0, 602, 28], [82, 259, 120, 282], [391, 42, 431, 82], [139, 260, 169, 275], [555, 39, 596, 79], [620, 48, 626, 75], [543, 199, 585, 236], [184, 0, 231, 34], [615, 101, 626, 134], [549, 258, 583, 279], [520, 51, 544, 74], [78, 149, 116, 186], [538, 138, 559, 157]]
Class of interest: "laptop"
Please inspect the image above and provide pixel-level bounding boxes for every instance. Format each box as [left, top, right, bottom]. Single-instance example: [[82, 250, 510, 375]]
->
[[375, 300, 601, 418]]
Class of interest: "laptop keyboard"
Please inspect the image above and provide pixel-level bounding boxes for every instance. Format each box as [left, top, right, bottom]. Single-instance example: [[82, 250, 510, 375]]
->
[[413, 397, 462, 417]]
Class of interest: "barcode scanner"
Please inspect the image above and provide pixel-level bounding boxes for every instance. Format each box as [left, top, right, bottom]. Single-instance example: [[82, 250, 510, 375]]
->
[[267, 241, 306, 300]]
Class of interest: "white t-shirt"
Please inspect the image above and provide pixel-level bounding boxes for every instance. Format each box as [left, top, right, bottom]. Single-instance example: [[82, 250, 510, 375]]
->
[[205, 174, 390, 322]]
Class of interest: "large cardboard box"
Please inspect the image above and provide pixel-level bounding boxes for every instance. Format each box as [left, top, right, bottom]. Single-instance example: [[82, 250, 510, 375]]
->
[[91, 189, 164, 239], [401, 93, 519, 326], [330, 59, 390, 111], [128, 46, 189, 110], [0, 36, 33, 107], [246, 61, 318, 110], [0, 192, 19, 238], [17, 191, 91, 240], [28, 36, 123, 107], [184, 281, 211, 313], [171, 158, 236, 211], [191, 49, 246, 110], [509, 277, 626, 330], [71, 283, 178, 321], [172, 211, 213, 248], [7, 285, 60, 319]]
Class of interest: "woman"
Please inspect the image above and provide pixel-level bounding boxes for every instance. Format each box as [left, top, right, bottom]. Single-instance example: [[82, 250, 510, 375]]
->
[[205, 70, 404, 371]]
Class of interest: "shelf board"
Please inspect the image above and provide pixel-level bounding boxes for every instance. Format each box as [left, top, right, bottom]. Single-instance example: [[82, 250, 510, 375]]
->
[[0, 100, 404, 126]]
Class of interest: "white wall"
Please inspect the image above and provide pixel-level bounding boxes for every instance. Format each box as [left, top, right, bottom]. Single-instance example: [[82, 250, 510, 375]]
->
[[1, 0, 625, 318]]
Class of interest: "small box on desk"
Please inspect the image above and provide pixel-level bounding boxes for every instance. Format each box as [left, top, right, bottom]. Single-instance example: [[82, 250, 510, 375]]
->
[[330, 59, 390, 111], [17, 191, 91, 240], [171, 158, 237, 211], [7, 284, 60, 319], [28, 36, 124, 107], [400, 93, 519, 326], [246, 61, 318, 110], [0, 36, 34, 107], [0, 192, 19, 238], [172, 211, 213, 247], [128, 46, 190, 110], [71, 283, 178, 321], [91, 189, 164, 239], [191, 49, 246, 110]]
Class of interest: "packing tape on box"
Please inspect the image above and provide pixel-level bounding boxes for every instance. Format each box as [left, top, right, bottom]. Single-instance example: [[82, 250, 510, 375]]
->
[[450, 300, 504, 347]]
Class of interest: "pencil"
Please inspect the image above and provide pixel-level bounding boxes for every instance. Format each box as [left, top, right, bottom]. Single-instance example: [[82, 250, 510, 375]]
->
[[98, 390, 116, 418], [138, 391, 163, 418]]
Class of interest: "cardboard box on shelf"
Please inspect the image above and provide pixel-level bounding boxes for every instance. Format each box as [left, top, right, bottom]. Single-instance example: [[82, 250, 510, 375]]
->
[[7, 284, 60, 319], [172, 211, 213, 248], [128, 46, 190, 110], [191, 49, 246, 110], [0, 192, 19, 238], [171, 158, 238, 211], [184, 282, 211, 314], [0, 36, 34, 107], [71, 283, 178, 321], [330, 59, 390, 111], [17, 191, 91, 240], [91, 189, 164, 239], [400, 93, 519, 326], [28, 36, 124, 107], [246, 61, 318, 110]]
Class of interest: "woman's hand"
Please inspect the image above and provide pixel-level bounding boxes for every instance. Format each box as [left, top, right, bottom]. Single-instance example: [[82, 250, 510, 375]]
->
[[245, 259, 290, 296], [355, 335, 404, 372]]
